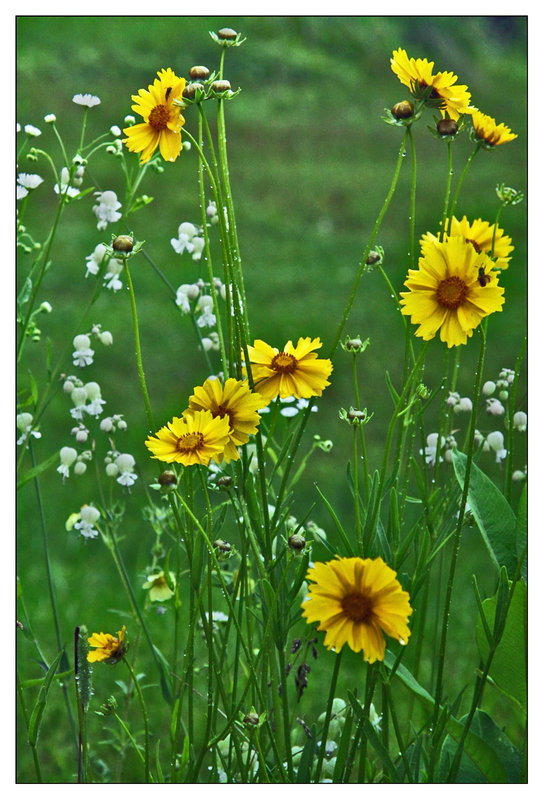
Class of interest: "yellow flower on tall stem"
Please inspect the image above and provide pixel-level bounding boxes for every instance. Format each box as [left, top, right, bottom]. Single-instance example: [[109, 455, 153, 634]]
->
[[421, 215, 514, 271], [186, 377, 264, 464], [390, 47, 471, 120], [145, 409, 230, 466], [400, 235, 505, 347], [123, 68, 186, 164], [142, 571, 175, 602], [87, 625, 127, 664], [471, 109, 517, 147], [244, 337, 333, 403], [302, 556, 412, 663]]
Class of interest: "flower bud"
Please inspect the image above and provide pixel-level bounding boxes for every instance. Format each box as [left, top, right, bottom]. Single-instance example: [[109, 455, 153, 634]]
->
[[73, 461, 87, 476], [366, 250, 381, 265], [436, 118, 458, 136], [189, 65, 210, 80], [112, 235, 134, 253], [212, 80, 232, 93], [391, 100, 414, 119], [512, 469, 527, 482], [288, 532, 306, 551], [243, 711, 260, 726], [216, 475, 233, 490], [217, 27, 238, 40], [213, 539, 231, 553], [482, 380, 496, 396], [182, 83, 205, 100], [513, 411, 527, 432], [158, 470, 177, 488]]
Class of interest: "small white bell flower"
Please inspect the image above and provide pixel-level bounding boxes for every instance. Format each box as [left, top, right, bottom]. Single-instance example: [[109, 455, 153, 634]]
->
[[422, 433, 445, 466], [74, 504, 100, 538], [16, 412, 42, 445], [453, 397, 472, 413], [482, 381, 496, 397], [115, 453, 137, 486], [98, 330, 113, 346], [446, 391, 460, 407], [85, 243, 108, 277], [104, 258, 124, 292], [171, 221, 198, 255], [54, 166, 79, 198], [486, 398, 505, 416], [73, 461, 87, 476], [512, 469, 527, 482], [486, 431, 507, 463], [105, 462, 120, 478], [72, 334, 94, 367], [191, 236, 205, 260], [92, 190, 122, 230], [57, 446, 78, 478], [513, 411, 527, 432], [84, 382, 106, 417]]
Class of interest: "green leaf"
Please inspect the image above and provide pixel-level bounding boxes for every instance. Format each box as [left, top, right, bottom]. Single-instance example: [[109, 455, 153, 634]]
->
[[475, 579, 527, 711], [515, 484, 527, 581], [451, 449, 517, 578], [347, 690, 400, 781], [442, 710, 521, 783], [314, 483, 355, 556], [17, 451, 59, 490], [295, 727, 317, 782], [28, 649, 64, 746]]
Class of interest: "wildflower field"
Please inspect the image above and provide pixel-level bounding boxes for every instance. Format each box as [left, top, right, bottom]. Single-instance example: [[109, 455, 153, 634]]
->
[[16, 16, 528, 784]]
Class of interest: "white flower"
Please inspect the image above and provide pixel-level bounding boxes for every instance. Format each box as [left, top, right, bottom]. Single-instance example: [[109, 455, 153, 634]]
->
[[171, 222, 198, 254], [71, 424, 89, 443], [482, 381, 496, 397], [16, 412, 42, 445], [54, 167, 79, 198], [499, 368, 515, 385], [486, 398, 505, 416], [453, 397, 472, 414], [17, 173, 44, 190], [446, 391, 460, 407], [110, 125, 121, 136], [72, 334, 94, 367], [486, 431, 507, 463], [44, 113, 56, 123], [115, 453, 137, 487], [85, 243, 108, 276], [17, 185, 28, 200], [104, 258, 124, 292], [74, 461, 87, 476], [513, 411, 527, 432], [57, 446, 78, 478], [175, 282, 200, 313], [196, 295, 216, 328], [84, 382, 106, 417], [422, 433, 445, 466], [201, 331, 220, 352], [191, 236, 205, 260], [74, 505, 101, 539], [72, 93, 101, 108], [280, 406, 299, 418], [98, 330, 113, 346], [296, 398, 318, 412], [24, 124, 41, 137], [512, 469, 527, 482], [92, 190, 122, 230]]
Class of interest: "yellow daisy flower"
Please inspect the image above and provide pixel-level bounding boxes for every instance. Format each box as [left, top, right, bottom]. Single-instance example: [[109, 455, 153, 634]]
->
[[185, 377, 263, 464], [244, 337, 333, 403], [123, 68, 186, 165], [142, 571, 175, 602], [88, 625, 127, 664], [145, 409, 230, 467], [471, 109, 517, 147], [301, 556, 412, 663], [399, 235, 505, 348], [390, 47, 472, 121], [421, 215, 514, 271]]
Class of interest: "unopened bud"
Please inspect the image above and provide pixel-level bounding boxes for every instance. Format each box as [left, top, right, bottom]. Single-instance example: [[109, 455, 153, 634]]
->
[[213, 539, 232, 553], [347, 408, 366, 423], [183, 83, 205, 100], [436, 118, 458, 136], [212, 79, 231, 93], [189, 65, 210, 80], [112, 235, 134, 253], [288, 532, 306, 551], [243, 712, 260, 726], [216, 475, 233, 489], [366, 250, 381, 265], [218, 27, 238, 40], [391, 100, 414, 119], [158, 470, 177, 488]]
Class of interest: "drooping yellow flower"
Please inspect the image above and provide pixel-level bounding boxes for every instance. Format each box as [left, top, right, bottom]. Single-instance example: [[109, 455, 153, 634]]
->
[[142, 571, 175, 602], [471, 109, 517, 147], [302, 556, 412, 663], [123, 68, 186, 165], [421, 215, 514, 271], [186, 377, 263, 463], [145, 409, 230, 466], [244, 337, 333, 403], [390, 47, 472, 120], [88, 625, 127, 664], [399, 235, 505, 348]]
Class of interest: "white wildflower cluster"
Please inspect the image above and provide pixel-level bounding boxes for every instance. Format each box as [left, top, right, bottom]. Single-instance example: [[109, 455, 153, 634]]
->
[[92, 190, 122, 230], [71, 325, 113, 368], [170, 222, 205, 260], [17, 172, 44, 200], [175, 278, 226, 330], [258, 395, 318, 418], [57, 445, 92, 479], [421, 432, 457, 466], [85, 243, 125, 291], [446, 391, 472, 414], [481, 367, 527, 441], [73, 505, 101, 539], [104, 451, 138, 487], [16, 412, 42, 446]]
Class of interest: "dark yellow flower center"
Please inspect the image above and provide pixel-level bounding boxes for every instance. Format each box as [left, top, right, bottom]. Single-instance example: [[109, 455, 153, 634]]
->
[[216, 405, 233, 425], [148, 104, 170, 130], [435, 276, 468, 310], [271, 352, 298, 374], [341, 591, 374, 623], [176, 431, 204, 453]]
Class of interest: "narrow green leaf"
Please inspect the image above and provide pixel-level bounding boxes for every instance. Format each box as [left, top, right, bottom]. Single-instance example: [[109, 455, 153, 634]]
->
[[17, 451, 59, 490], [347, 691, 400, 781], [451, 449, 517, 578], [28, 649, 64, 746], [314, 483, 355, 556], [515, 484, 527, 581], [295, 727, 317, 783]]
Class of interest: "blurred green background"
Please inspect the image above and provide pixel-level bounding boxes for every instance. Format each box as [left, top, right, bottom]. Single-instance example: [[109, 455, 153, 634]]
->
[[17, 16, 527, 781]]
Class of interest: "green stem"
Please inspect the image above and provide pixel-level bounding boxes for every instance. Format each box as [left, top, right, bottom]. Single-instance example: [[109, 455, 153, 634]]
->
[[314, 650, 343, 783], [123, 656, 151, 782], [329, 129, 408, 356], [449, 143, 481, 219], [122, 257, 155, 433]]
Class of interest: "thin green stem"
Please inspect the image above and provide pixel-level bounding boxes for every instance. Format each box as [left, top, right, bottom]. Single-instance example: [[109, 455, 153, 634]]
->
[[122, 656, 151, 782], [122, 257, 155, 433], [449, 143, 481, 219], [314, 650, 344, 783]]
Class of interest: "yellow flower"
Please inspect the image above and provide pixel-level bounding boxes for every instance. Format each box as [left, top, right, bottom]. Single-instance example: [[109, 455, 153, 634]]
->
[[244, 337, 333, 403], [142, 571, 175, 602], [186, 377, 263, 463], [145, 409, 230, 466], [421, 215, 514, 271], [123, 68, 186, 165], [471, 109, 517, 147], [390, 47, 471, 120], [301, 556, 412, 663], [400, 235, 505, 347], [88, 625, 126, 664]]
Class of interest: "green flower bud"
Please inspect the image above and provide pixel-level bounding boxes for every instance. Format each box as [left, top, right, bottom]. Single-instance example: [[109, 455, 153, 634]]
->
[[391, 100, 414, 119]]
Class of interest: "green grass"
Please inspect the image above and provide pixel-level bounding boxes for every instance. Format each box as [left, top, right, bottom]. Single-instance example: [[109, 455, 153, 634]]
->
[[17, 16, 527, 782]]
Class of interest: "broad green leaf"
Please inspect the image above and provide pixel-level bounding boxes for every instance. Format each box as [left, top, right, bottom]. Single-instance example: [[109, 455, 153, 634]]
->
[[475, 579, 527, 711], [295, 727, 317, 783], [515, 484, 527, 581], [451, 449, 517, 578]]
